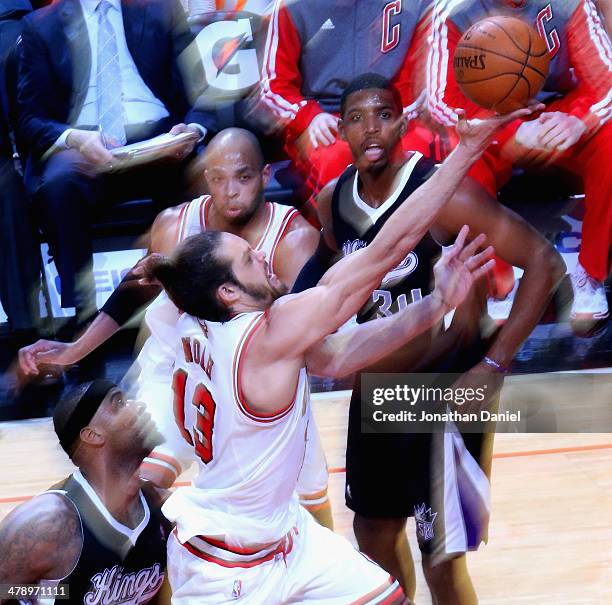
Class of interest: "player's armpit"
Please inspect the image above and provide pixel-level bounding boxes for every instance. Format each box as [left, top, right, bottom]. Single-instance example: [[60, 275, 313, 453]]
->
[[0, 493, 82, 584]]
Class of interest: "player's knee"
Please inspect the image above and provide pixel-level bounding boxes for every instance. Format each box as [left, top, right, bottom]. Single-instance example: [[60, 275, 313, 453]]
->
[[421, 553, 468, 589], [353, 515, 406, 550]]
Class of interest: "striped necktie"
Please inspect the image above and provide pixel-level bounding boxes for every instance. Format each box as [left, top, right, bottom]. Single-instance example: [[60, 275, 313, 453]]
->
[[96, 0, 127, 147]]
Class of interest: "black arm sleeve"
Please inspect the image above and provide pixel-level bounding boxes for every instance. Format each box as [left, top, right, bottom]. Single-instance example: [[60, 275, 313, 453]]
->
[[291, 235, 337, 293], [100, 270, 162, 326]]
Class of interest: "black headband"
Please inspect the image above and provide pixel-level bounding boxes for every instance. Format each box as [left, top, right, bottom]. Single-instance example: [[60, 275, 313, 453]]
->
[[58, 380, 116, 454]]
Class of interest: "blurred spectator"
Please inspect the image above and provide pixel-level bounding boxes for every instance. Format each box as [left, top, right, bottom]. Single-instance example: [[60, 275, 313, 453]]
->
[[17, 0, 217, 324], [260, 0, 435, 201], [428, 0, 612, 330], [0, 0, 42, 333]]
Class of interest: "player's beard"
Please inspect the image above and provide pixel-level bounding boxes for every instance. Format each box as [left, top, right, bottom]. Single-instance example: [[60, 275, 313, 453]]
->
[[226, 190, 264, 227], [238, 278, 287, 307]]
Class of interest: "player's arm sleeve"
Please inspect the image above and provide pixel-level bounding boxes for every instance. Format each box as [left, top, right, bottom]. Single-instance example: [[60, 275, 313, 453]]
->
[[100, 265, 162, 326], [393, 9, 432, 112], [260, 0, 324, 141], [427, 13, 486, 125], [561, 0, 612, 134]]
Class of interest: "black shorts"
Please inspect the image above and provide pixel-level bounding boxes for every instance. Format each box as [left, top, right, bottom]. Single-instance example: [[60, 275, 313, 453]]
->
[[345, 340, 494, 555]]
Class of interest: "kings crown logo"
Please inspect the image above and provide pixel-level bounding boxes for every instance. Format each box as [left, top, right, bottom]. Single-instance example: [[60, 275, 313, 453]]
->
[[414, 503, 438, 542]]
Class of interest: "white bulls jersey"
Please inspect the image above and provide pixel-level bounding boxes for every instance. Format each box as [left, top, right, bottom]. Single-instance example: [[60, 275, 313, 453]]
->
[[133, 197, 301, 479], [162, 311, 310, 548]]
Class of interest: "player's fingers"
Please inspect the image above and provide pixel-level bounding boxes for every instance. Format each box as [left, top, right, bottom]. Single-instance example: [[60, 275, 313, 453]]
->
[[309, 129, 319, 149], [450, 225, 470, 255], [465, 245, 495, 271], [35, 349, 62, 364], [320, 125, 336, 146], [18, 349, 39, 375], [498, 104, 544, 124], [471, 258, 496, 282], [543, 130, 568, 150], [555, 136, 576, 152], [326, 116, 339, 133], [538, 122, 563, 146], [458, 233, 487, 262]]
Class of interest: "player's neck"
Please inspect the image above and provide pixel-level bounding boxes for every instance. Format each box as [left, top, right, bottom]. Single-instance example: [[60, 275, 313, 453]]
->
[[208, 199, 270, 245], [82, 461, 143, 525], [357, 156, 406, 208]]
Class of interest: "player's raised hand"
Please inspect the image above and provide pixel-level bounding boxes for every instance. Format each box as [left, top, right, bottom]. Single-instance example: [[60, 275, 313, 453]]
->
[[455, 101, 545, 153], [431, 226, 495, 311]]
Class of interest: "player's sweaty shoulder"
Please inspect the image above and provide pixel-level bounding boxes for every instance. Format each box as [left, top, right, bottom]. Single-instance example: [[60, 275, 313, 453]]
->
[[150, 202, 189, 255]]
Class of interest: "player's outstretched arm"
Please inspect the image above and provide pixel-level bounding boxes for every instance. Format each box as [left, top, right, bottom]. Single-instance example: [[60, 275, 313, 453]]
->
[[305, 230, 494, 377], [0, 493, 82, 589], [17, 205, 184, 377]]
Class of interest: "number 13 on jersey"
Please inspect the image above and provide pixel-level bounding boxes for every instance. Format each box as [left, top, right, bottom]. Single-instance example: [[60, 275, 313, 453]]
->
[[172, 369, 217, 464]]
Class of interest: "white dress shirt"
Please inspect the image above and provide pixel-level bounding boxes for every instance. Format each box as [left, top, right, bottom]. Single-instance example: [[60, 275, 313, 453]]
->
[[55, 0, 175, 149]]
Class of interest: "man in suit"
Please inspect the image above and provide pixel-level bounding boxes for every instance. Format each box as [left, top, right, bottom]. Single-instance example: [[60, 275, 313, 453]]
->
[[0, 0, 41, 333], [17, 0, 217, 322]]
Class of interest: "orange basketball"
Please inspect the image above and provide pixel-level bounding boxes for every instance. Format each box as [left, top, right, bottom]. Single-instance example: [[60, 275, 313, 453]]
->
[[453, 16, 550, 114]]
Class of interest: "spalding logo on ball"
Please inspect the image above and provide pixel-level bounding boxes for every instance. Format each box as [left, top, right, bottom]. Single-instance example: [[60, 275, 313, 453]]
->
[[453, 16, 550, 114]]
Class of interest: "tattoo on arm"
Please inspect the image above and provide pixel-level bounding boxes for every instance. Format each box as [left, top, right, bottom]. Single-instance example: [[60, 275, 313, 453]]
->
[[0, 495, 82, 583]]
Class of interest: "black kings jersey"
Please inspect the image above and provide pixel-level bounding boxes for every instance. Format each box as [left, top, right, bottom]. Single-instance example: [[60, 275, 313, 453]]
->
[[331, 152, 442, 324], [42, 470, 169, 605]]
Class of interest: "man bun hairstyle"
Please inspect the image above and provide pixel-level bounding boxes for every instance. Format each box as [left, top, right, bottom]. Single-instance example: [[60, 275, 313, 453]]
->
[[340, 72, 403, 116], [150, 231, 236, 322]]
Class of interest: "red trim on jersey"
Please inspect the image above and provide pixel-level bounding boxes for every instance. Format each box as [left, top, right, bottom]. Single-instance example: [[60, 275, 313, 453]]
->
[[261, 0, 324, 140], [269, 207, 300, 276], [232, 312, 298, 423], [197, 535, 269, 556], [180, 528, 295, 569], [200, 196, 212, 231], [349, 576, 404, 605], [175, 203, 189, 245], [254, 202, 274, 251]]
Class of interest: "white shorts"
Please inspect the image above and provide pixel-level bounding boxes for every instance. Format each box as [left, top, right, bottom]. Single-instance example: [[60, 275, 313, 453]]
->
[[167, 506, 404, 604]]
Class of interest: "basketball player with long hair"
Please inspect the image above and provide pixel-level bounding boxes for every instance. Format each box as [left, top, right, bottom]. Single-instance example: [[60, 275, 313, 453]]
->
[[18, 129, 333, 529]]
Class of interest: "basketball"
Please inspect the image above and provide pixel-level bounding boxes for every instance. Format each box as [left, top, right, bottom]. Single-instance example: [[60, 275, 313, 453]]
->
[[453, 16, 550, 114]]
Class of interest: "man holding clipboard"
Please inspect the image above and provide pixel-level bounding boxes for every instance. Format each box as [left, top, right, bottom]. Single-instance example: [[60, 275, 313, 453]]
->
[[17, 0, 217, 326]]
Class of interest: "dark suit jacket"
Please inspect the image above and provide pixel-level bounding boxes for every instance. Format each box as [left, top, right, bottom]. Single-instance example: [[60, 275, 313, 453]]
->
[[17, 0, 216, 168]]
